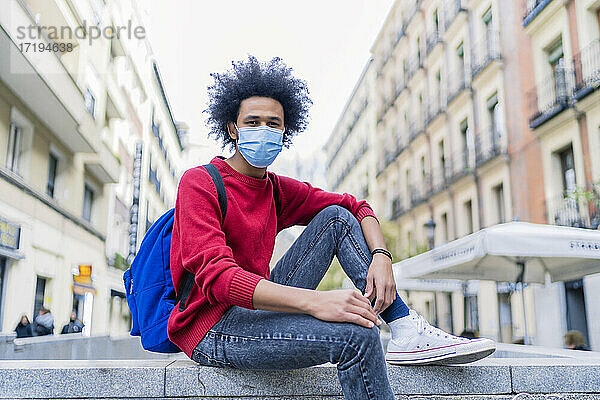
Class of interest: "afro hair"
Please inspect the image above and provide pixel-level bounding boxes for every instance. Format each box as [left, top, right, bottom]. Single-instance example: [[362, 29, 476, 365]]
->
[[205, 55, 312, 152]]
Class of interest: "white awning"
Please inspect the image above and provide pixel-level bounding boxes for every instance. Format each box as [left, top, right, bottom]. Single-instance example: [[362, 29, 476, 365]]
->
[[395, 222, 600, 284]]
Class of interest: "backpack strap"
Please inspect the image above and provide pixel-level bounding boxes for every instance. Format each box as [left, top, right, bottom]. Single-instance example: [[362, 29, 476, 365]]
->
[[272, 177, 281, 216], [177, 163, 228, 312]]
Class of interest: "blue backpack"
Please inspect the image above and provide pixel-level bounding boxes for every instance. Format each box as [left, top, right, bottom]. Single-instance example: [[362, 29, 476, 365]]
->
[[123, 163, 229, 353]]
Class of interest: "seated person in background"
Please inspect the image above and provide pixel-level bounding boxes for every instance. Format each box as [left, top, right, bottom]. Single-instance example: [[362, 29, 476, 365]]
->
[[564, 330, 588, 350], [14, 314, 33, 338], [33, 307, 54, 336], [61, 311, 84, 334]]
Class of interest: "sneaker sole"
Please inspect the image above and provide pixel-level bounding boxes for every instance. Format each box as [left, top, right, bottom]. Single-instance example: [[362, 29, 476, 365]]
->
[[385, 341, 496, 366]]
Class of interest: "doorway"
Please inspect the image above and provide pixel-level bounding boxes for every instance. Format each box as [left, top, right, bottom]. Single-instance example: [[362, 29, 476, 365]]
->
[[564, 279, 590, 348]]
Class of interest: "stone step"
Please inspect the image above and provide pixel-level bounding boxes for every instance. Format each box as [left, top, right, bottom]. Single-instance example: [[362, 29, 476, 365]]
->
[[0, 358, 599, 398]]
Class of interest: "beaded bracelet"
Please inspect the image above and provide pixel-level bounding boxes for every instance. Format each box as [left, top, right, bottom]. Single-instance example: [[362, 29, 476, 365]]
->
[[371, 248, 392, 261]]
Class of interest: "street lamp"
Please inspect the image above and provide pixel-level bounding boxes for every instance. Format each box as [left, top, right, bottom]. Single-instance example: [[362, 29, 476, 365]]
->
[[424, 218, 436, 249]]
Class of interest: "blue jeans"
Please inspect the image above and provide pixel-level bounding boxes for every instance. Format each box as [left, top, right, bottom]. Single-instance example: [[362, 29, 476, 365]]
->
[[191, 205, 397, 399]]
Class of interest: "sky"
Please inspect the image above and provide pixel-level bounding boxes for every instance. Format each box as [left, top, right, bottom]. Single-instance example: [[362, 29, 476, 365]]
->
[[143, 0, 394, 182]]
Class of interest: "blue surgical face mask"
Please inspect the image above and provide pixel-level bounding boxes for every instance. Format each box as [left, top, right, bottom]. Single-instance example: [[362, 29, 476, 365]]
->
[[234, 123, 284, 168]]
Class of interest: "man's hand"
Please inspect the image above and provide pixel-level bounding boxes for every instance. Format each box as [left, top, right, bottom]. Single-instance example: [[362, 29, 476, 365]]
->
[[364, 253, 396, 315], [306, 289, 382, 329]]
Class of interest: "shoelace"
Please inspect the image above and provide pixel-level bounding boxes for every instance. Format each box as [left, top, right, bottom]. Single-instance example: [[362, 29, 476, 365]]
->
[[412, 312, 467, 341]]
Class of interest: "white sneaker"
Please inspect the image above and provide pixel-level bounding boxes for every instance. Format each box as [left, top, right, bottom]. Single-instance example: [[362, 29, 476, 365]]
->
[[385, 310, 496, 365]]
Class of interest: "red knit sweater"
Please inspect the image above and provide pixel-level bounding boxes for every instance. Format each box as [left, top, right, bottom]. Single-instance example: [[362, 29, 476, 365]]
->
[[167, 155, 378, 358]]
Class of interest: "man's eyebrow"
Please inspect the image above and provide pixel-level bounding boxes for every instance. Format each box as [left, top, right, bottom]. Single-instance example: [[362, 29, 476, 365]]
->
[[243, 115, 282, 122]]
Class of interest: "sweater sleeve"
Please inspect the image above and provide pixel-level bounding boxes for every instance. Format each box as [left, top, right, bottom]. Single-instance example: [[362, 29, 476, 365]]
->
[[273, 173, 379, 231], [173, 168, 265, 310]]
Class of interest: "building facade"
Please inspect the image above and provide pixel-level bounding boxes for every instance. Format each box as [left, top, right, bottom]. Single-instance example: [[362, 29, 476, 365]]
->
[[326, 0, 600, 349], [0, 0, 186, 336]]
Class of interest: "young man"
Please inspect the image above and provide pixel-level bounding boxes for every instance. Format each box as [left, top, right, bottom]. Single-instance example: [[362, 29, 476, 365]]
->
[[167, 56, 495, 399]]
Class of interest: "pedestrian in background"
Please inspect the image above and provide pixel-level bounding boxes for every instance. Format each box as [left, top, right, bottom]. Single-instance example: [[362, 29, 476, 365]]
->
[[564, 330, 588, 350], [33, 307, 54, 336], [61, 311, 84, 334], [14, 314, 33, 338]]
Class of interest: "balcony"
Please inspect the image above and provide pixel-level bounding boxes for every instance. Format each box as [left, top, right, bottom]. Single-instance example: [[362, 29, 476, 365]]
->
[[430, 165, 451, 195], [573, 38, 600, 100], [425, 92, 447, 126], [426, 29, 443, 55], [449, 149, 473, 182], [406, 55, 423, 83], [404, 0, 421, 27], [474, 127, 507, 167], [522, 0, 553, 27], [447, 64, 470, 104], [408, 115, 425, 143], [547, 190, 600, 229], [527, 64, 575, 129], [409, 180, 429, 208], [444, 0, 466, 31], [471, 32, 501, 79], [391, 196, 407, 220]]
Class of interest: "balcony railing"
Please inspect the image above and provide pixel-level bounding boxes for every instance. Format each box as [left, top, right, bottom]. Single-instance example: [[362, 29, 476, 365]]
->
[[522, 0, 553, 26], [426, 29, 443, 55], [409, 179, 429, 207], [475, 127, 507, 167], [391, 196, 407, 220], [573, 38, 600, 99], [444, 0, 465, 31], [547, 190, 600, 229], [447, 64, 470, 103], [449, 149, 473, 181], [430, 165, 451, 195], [426, 90, 447, 125], [404, 0, 421, 26], [527, 64, 575, 128], [408, 113, 425, 143], [471, 32, 501, 78]]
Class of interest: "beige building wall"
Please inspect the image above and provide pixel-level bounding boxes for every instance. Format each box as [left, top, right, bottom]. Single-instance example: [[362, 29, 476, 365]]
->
[[0, 0, 185, 337]]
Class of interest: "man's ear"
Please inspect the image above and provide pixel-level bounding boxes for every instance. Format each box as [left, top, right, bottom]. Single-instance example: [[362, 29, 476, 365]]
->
[[227, 122, 237, 140]]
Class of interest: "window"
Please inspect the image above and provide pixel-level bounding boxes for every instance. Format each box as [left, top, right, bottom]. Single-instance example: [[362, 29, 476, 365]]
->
[[84, 88, 96, 118], [483, 7, 493, 52], [420, 155, 426, 179], [439, 140, 446, 170], [416, 37, 421, 64], [487, 93, 503, 145], [547, 40, 565, 99], [558, 145, 576, 193], [33, 276, 47, 320], [82, 183, 94, 222], [440, 212, 448, 243], [464, 199, 473, 234], [457, 42, 465, 67], [460, 118, 470, 168], [0, 257, 5, 331], [433, 9, 439, 34], [46, 153, 58, 197], [493, 183, 505, 224], [6, 122, 23, 173]]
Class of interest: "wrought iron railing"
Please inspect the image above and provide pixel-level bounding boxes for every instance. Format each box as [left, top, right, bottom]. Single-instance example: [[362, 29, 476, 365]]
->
[[447, 64, 470, 103], [573, 38, 600, 98], [426, 29, 442, 55], [471, 32, 501, 78], [444, 0, 465, 31], [475, 126, 507, 166], [527, 64, 575, 127], [547, 190, 600, 229], [426, 89, 447, 126], [449, 148, 473, 181], [522, 0, 553, 25]]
